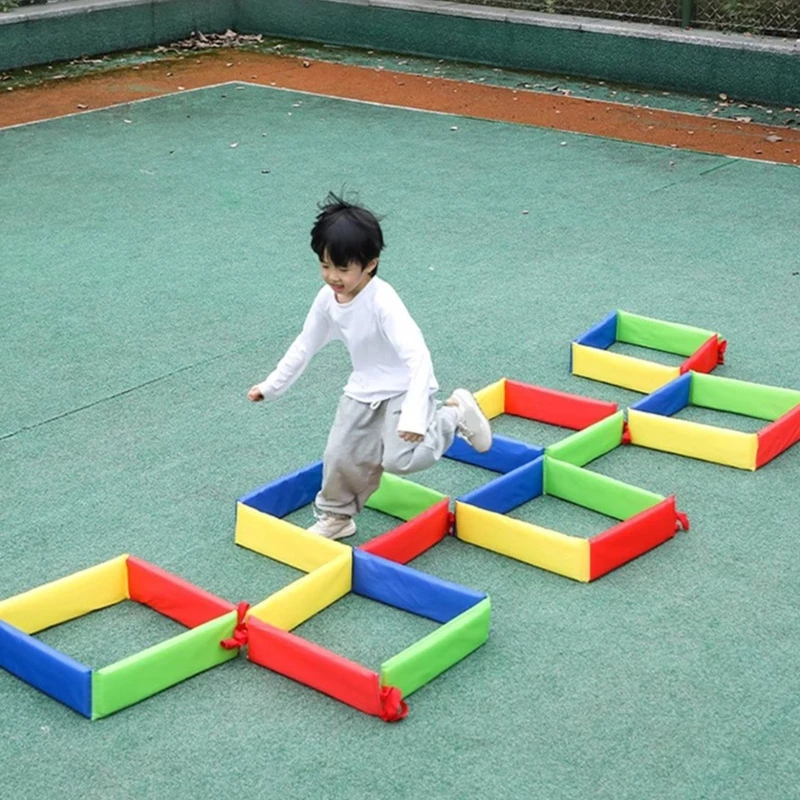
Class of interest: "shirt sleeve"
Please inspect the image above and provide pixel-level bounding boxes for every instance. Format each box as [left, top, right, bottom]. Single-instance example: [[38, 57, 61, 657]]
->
[[378, 291, 436, 435], [258, 291, 334, 399]]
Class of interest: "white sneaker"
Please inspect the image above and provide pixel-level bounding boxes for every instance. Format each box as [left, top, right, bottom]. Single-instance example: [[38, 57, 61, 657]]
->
[[448, 388, 492, 454], [308, 513, 357, 540]]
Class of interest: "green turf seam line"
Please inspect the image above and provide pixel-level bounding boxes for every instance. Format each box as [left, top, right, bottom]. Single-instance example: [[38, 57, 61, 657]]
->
[[546, 411, 625, 467], [91, 610, 238, 719], [366, 473, 447, 521], [617, 311, 715, 355], [544, 457, 663, 521], [380, 597, 491, 698], [689, 373, 800, 421]]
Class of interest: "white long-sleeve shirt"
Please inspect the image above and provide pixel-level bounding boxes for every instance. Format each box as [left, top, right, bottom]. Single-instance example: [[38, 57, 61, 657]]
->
[[258, 277, 439, 434]]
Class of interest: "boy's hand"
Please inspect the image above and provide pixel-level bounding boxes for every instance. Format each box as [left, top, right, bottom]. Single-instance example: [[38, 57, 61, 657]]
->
[[248, 385, 264, 402], [399, 431, 424, 443]]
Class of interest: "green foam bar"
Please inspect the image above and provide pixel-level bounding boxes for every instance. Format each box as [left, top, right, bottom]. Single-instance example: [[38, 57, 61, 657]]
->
[[617, 311, 715, 356], [366, 473, 447, 521], [91, 610, 238, 720], [690, 373, 800, 422], [380, 597, 491, 699], [544, 457, 663, 521], [546, 411, 625, 467]]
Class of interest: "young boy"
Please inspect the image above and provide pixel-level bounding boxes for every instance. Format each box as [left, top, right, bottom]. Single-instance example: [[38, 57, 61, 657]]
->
[[248, 193, 491, 540]]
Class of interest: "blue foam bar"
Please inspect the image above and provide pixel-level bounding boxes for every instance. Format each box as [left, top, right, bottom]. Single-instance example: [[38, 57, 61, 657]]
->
[[444, 434, 544, 474], [0, 621, 92, 717], [352, 550, 486, 624], [238, 461, 323, 518], [630, 373, 691, 416], [574, 311, 618, 350], [458, 456, 544, 514]]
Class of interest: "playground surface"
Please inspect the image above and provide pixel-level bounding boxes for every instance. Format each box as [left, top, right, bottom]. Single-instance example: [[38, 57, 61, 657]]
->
[[1, 44, 799, 800]]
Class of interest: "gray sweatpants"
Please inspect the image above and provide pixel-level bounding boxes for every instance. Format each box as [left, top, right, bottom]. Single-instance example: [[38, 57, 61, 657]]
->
[[315, 392, 460, 517]]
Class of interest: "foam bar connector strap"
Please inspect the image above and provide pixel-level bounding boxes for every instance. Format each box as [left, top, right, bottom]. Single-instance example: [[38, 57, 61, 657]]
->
[[234, 502, 349, 572], [366, 473, 447, 521], [0, 621, 93, 717], [546, 411, 625, 467], [91, 609, 239, 720], [247, 551, 352, 630], [0, 555, 129, 635], [352, 550, 485, 624], [380, 597, 491, 698], [455, 501, 591, 581], [360, 499, 451, 564]]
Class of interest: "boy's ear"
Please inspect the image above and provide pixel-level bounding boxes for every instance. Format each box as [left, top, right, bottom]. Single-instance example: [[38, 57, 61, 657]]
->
[[366, 258, 379, 275]]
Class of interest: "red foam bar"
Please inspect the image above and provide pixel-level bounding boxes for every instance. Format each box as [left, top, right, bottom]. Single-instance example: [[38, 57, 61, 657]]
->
[[589, 497, 677, 581], [680, 335, 724, 375], [126, 556, 235, 629], [247, 617, 383, 717], [756, 404, 800, 468], [359, 499, 451, 565], [504, 380, 618, 430]]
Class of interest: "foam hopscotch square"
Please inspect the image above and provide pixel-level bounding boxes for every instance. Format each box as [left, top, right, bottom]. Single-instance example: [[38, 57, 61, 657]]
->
[[0, 556, 240, 718], [627, 371, 800, 470], [571, 311, 726, 394], [455, 455, 688, 582]]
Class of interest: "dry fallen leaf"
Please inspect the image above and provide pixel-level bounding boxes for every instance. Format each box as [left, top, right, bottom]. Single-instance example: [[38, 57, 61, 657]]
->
[[765, 134, 783, 143], [230, 142, 238, 148], [735, 116, 752, 123], [77, 104, 87, 109]]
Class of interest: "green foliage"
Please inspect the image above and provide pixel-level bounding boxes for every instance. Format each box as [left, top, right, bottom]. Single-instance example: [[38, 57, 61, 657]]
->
[[0, 0, 20, 11]]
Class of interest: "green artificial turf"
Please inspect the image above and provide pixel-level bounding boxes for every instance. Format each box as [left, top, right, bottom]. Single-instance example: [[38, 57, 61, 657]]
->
[[1, 78, 799, 800]]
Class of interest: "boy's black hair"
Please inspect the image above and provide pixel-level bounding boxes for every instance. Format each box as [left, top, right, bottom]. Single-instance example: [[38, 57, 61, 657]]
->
[[310, 192, 384, 273]]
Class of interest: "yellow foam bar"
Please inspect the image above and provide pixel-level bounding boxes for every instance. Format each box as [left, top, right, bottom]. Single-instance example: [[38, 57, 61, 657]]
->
[[474, 378, 506, 420], [628, 409, 757, 470], [247, 551, 352, 631], [234, 502, 349, 572], [0, 555, 129, 635], [571, 343, 680, 394], [455, 502, 589, 582]]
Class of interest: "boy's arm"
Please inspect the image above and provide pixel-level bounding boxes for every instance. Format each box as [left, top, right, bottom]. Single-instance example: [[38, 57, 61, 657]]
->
[[256, 294, 333, 399], [379, 297, 436, 436]]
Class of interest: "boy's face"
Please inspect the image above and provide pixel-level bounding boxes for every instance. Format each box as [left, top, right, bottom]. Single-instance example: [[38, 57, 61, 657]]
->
[[319, 251, 377, 303]]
